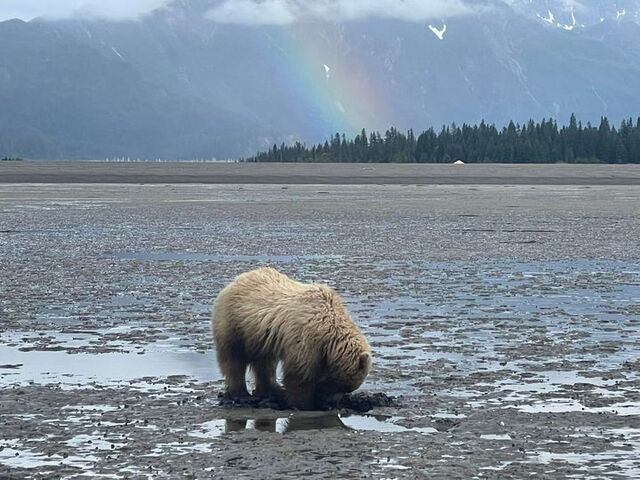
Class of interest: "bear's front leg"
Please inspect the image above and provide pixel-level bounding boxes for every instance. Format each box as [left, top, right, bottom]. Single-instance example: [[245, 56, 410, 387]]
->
[[251, 357, 281, 398], [283, 371, 315, 410], [285, 382, 315, 410]]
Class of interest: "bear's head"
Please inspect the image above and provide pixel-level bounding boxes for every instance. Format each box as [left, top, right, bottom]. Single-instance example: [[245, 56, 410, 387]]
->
[[313, 285, 372, 404], [317, 343, 372, 402]]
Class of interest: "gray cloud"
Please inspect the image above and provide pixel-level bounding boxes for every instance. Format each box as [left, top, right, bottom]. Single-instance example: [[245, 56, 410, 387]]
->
[[206, 0, 474, 25], [0, 0, 172, 22], [0, 0, 476, 24]]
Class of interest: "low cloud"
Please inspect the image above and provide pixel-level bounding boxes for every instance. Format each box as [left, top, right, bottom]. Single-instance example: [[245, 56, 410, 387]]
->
[[558, 0, 584, 10], [207, 0, 296, 25], [0, 0, 171, 22], [206, 0, 473, 25], [1, 0, 476, 24]]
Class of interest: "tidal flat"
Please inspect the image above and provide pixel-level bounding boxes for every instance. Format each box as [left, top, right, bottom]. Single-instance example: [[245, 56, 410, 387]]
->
[[1, 174, 639, 478]]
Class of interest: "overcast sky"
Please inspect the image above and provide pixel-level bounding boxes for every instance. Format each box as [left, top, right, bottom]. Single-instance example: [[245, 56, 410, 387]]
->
[[0, 0, 475, 23]]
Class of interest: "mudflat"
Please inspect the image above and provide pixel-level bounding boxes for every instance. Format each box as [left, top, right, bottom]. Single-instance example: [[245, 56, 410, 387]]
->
[[1, 182, 639, 478], [1, 160, 640, 184]]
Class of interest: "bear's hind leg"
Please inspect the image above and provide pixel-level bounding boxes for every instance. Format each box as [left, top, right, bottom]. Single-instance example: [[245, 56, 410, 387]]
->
[[214, 317, 250, 398], [216, 337, 250, 398], [251, 357, 280, 397]]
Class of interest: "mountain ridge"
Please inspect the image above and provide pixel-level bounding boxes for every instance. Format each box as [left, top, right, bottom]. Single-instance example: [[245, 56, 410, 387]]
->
[[1, 0, 639, 159]]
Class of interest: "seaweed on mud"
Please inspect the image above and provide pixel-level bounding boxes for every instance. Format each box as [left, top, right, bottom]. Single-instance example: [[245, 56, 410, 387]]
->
[[218, 391, 398, 413]]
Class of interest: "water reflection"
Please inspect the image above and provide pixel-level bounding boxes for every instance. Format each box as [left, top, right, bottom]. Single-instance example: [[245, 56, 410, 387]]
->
[[191, 413, 436, 438], [198, 414, 349, 436]]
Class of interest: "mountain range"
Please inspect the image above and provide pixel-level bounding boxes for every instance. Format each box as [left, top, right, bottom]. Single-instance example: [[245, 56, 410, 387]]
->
[[1, 0, 639, 159]]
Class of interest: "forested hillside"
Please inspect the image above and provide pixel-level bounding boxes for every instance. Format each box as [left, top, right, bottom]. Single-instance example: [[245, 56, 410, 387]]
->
[[248, 116, 640, 163]]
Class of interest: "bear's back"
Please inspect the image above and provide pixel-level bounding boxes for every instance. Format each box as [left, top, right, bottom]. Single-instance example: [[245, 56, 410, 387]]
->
[[231, 267, 307, 299], [219, 268, 314, 316]]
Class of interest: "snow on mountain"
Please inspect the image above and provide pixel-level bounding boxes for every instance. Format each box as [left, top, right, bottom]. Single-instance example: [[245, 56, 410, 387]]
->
[[111, 47, 125, 60], [558, 10, 579, 30], [537, 10, 555, 24], [428, 24, 447, 40], [507, 0, 640, 26]]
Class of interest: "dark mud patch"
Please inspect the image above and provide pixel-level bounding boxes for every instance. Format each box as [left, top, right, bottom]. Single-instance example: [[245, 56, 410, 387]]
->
[[218, 391, 398, 413], [218, 391, 290, 410], [337, 392, 398, 413]]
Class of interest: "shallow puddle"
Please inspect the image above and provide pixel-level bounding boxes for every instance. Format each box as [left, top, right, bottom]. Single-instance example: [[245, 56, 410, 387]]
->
[[189, 413, 437, 438], [340, 415, 437, 434], [0, 439, 98, 471], [515, 399, 640, 416], [0, 345, 220, 387]]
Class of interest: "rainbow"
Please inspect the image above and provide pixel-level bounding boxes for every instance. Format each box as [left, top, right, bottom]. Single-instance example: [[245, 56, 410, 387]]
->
[[267, 23, 390, 142]]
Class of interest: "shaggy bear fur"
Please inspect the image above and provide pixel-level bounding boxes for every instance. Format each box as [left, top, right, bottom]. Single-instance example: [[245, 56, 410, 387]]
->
[[212, 267, 372, 410]]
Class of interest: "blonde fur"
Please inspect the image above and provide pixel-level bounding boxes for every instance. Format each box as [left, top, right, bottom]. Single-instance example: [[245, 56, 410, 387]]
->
[[212, 267, 371, 409]]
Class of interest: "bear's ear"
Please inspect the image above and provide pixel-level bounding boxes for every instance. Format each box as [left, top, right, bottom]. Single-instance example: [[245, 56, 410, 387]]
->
[[358, 352, 372, 372]]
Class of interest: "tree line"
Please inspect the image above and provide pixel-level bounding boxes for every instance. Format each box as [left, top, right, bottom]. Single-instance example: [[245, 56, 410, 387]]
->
[[246, 115, 640, 163]]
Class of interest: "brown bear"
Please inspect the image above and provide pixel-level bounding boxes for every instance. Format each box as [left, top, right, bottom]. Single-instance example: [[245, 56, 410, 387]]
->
[[212, 267, 372, 410]]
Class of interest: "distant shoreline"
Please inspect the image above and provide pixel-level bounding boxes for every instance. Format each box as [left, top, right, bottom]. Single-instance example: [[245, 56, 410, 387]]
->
[[1, 161, 640, 185]]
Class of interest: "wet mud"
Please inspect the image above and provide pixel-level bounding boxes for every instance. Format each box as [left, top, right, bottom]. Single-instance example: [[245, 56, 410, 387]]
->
[[218, 391, 398, 413], [218, 391, 290, 411], [338, 392, 398, 413], [1, 181, 639, 478]]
